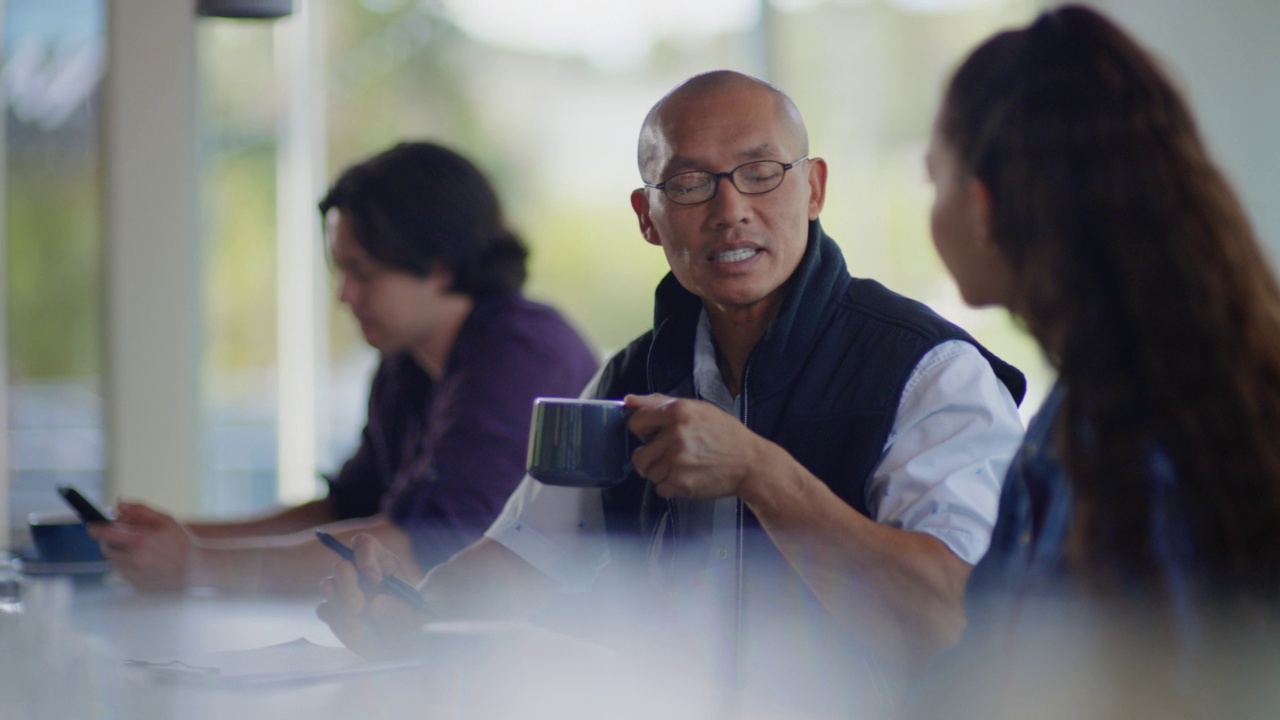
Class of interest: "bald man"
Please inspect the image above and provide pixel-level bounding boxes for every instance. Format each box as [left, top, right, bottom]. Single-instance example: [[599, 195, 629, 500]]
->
[[317, 71, 1025, 715]]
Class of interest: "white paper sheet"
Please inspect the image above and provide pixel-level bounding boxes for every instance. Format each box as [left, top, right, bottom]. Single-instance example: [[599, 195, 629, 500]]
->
[[125, 637, 421, 689]]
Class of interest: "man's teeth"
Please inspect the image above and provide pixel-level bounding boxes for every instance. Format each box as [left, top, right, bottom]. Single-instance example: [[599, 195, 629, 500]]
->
[[713, 248, 758, 263]]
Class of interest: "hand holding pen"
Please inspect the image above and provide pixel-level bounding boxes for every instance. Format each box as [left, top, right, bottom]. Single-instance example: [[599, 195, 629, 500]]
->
[[316, 531, 438, 618], [315, 531, 434, 659]]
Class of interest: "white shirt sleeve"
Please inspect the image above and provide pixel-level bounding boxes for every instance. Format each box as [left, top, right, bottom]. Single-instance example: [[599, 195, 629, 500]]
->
[[867, 339, 1025, 565], [484, 366, 611, 593]]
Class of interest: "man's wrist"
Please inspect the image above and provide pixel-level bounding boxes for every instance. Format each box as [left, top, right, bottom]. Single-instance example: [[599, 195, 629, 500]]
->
[[736, 439, 794, 510], [185, 541, 231, 590]]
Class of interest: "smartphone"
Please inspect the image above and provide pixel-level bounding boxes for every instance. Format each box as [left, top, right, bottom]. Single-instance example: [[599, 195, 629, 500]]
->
[[56, 485, 113, 524]]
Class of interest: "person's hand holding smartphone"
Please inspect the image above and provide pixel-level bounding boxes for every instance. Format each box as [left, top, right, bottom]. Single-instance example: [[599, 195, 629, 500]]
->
[[56, 485, 113, 524]]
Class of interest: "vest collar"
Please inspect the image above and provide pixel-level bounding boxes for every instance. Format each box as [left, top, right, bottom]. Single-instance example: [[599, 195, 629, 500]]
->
[[647, 220, 849, 399]]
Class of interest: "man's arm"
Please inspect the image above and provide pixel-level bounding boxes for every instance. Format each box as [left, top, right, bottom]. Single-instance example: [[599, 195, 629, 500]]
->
[[317, 535, 559, 658], [623, 344, 1022, 669], [91, 504, 421, 594], [185, 498, 337, 539], [742, 448, 972, 667]]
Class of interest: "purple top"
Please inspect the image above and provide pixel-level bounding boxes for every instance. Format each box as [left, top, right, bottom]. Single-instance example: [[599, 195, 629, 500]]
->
[[326, 293, 598, 569]]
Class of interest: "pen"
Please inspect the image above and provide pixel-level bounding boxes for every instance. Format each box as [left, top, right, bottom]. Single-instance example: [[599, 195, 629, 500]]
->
[[315, 530, 438, 618]]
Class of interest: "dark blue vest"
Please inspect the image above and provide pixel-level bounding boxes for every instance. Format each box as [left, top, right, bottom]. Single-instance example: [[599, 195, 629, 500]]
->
[[594, 221, 1026, 546]]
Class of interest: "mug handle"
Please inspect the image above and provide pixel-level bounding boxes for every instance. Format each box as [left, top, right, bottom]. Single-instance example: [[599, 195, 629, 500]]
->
[[621, 407, 642, 475]]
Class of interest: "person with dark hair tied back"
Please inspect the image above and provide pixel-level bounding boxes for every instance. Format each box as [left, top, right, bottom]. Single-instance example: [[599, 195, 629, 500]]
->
[[321, 142, 531, 299], [90, 142, 599, 594], [915, 5, 1280, 718]]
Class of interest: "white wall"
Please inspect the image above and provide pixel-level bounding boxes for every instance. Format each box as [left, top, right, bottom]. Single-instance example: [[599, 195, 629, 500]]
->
[[1083, 0, 1280, 263]]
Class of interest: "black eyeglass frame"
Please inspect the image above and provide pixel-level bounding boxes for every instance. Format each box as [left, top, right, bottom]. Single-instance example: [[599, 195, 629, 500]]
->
[[643, 157, 810, 205]]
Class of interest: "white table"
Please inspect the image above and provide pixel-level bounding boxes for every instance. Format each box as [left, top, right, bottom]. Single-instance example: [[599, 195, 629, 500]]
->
[[5, 575, 447, 720], [4, 573, 732, 720]]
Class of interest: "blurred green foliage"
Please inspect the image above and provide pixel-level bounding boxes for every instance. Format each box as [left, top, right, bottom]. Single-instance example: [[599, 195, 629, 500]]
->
[[5, 142, 103, 379], [523, 203, 670, 356], [201, 148, 279, 370]]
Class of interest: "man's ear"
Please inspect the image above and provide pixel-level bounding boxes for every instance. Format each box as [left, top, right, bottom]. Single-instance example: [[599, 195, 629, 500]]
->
[[426, 262, 456, 292], [806, 157, 829, 220], [631, 189, 662, 247]]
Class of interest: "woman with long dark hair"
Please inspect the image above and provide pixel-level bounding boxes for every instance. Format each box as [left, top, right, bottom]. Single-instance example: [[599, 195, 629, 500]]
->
[[918, 5, 1280, 717]]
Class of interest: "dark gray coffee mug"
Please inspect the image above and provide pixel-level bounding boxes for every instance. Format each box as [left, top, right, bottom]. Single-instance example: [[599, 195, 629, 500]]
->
[[526, 398, 636, 487], [28, 512, 106, 563]]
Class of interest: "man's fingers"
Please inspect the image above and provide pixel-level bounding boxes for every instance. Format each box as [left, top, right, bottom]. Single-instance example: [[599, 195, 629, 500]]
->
[[110, 501, 142, 524], [99, 544, 128, 562], [318, 573, 339, 602], [350, 533, 417, 587], [315, 598, 336, 625], [87, 523, 129, 541], [90, 524, 143, 553], [331, 559, 369, 615], [365, 593, 395, 621], [331, 534, 424, 629], [622, 393, 672, 410], [316, 599, 361, 638], [350, 534, 394, 582], [113, 501, 171, 526], [623, 394, 680, 439], [630, 425, 679, 480]]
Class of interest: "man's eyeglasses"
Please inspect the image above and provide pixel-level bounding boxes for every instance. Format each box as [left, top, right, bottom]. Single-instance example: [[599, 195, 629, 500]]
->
[[644, 157, 809, 206]]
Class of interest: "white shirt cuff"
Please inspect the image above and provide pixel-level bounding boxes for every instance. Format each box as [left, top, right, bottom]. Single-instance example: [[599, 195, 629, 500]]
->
[[484, 475, 611, 593]]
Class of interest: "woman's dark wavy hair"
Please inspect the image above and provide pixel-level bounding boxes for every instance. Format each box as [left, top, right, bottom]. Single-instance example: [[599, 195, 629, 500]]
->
[[318, 142, 528, 297], [941, 5, 1280, 601]]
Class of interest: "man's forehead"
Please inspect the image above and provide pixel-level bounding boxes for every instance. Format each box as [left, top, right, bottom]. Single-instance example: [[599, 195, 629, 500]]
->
[[326, 210, 365, 252], [659, 141, 789, 173], [659, 83, 777, 132], [637, 71, 808, 177], [644, 104, 794, 173]]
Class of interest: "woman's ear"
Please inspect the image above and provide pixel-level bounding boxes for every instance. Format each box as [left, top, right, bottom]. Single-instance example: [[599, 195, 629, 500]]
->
[[968, 178, 995, 249], [967, 177, 1018, 308]]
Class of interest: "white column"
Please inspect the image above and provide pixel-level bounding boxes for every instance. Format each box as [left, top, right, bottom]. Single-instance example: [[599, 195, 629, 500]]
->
[[102, 0, 201, 512], [274, 2, 327, 504]]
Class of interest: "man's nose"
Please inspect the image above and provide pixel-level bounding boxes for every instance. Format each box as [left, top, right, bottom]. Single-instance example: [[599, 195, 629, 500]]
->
[[706, 175, 751, 225]]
